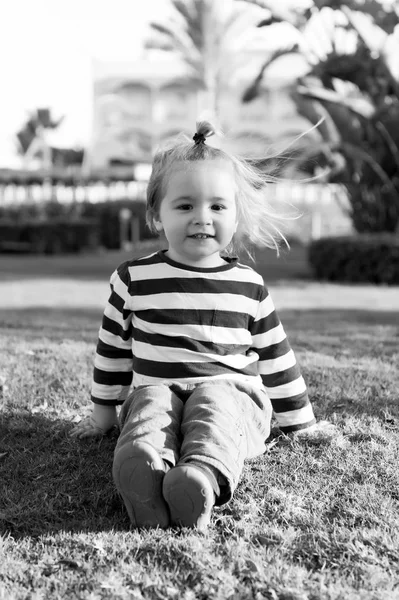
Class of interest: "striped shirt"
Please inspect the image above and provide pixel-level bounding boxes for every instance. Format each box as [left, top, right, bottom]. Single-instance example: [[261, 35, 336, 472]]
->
[[91, 250, 315, 432]]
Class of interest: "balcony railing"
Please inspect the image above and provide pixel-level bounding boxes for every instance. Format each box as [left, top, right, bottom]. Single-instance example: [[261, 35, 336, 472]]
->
[[0, 180, 353, 242]]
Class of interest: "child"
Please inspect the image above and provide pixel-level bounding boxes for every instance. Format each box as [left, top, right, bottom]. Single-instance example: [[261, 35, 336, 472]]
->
[[71, 121, 317, 530]]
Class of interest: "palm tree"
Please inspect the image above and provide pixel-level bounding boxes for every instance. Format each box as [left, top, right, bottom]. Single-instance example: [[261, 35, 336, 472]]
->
[[145, 0, 275, 118], [16, 108, 63, 170], [242, 0, 399, 232]]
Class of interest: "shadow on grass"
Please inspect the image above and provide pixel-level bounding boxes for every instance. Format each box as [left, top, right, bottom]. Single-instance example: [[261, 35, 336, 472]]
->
[[0, 308, 101, 342], [1, 304, 398, 540], [0, 410, 129, 538]]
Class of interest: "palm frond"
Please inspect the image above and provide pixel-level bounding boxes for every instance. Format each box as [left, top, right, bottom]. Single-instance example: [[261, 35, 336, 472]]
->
[[171, 0, 204, 52], [242, 47, 299, 102], [340, 6, 399, 100], [240, 0, 305, 26], [297, 83, 375, 119], [148, 19, 202, 67], [374, 121, 399, 173], [219, 4, 272, 55], [339, 141, 395, 189], [284, 140, 345, 179], [172, 0, 197, 26], [290, 89, 341, 145]]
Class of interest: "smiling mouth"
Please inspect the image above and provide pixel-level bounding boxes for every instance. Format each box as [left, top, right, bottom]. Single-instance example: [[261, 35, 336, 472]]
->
[[189, 234, 214, 239]]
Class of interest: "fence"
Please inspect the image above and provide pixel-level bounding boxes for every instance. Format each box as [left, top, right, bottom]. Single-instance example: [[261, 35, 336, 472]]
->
[[268, 182, 353, 241], [0, 180, 353, 246], [0, 180, 148, 206]]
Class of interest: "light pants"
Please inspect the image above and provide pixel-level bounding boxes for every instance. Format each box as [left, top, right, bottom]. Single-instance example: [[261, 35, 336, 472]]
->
[[116, 379, 272, 505]]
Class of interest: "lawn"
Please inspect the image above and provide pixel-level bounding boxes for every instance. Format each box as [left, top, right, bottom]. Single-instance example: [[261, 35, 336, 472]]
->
[[1, 244, 398, 600]]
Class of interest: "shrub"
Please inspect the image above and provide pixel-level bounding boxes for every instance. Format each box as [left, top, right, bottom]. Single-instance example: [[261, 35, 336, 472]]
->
[[345, 185, 399, 234], [0, 219, 99, 254], [0, 198, 156, 253], [80, 199, 156, 249], [308, 234, 399, 285]]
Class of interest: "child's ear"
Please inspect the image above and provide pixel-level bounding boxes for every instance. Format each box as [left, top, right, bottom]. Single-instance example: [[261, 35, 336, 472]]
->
[[153, 219, 163, 233]]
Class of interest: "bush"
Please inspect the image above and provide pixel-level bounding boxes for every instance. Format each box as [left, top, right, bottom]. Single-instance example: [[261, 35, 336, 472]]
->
[[345, 185, 399, 234], [0, 198, 156, 253], [80, 199, 156, 249], [0, 219, 99, 254], [308, 234, 399, 285]]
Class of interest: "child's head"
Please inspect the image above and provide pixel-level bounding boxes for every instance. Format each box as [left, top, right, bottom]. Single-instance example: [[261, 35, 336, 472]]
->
[[146, 121, 289, 260]]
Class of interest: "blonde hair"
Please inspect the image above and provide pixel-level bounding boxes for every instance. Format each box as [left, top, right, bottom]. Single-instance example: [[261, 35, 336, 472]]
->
[[146, 120, 293, 258]]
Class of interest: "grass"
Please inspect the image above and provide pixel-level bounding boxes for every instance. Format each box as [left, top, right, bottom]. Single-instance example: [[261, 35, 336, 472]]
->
[[1, 245, 399, 600], [0, 240, 310, 282]]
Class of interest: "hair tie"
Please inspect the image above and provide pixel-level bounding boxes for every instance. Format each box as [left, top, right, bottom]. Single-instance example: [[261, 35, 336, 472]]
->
[[193, 132, 206, 145]]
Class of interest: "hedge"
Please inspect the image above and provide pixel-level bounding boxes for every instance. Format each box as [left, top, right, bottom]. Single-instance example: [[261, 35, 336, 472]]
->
[[0, 219, 99, 254], [308, 234, 399, 284], [80, 199, 156, 249], [0, 199, 156, 254]]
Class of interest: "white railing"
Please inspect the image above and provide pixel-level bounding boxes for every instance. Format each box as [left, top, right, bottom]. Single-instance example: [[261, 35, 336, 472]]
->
[[0, 180, 148, 206], [268, 182, 352, 240], [0, 181, 352, 242]]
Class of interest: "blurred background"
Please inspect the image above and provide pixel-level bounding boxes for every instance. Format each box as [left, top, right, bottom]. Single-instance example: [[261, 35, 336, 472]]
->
[[0, 0, 398, 284]]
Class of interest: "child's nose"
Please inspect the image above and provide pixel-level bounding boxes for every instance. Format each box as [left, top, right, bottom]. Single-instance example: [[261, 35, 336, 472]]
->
[[193, 207, 212, 224]]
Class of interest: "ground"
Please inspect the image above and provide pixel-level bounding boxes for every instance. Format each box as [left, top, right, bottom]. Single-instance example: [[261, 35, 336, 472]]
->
[[0, 244, 398, 600]]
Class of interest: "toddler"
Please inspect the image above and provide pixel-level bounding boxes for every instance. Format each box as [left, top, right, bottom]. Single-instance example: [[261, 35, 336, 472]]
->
[[71, 121, 317, 530]]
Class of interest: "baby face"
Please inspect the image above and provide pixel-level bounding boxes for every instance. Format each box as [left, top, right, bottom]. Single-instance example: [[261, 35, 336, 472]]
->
[[154, 159, 238, 268]]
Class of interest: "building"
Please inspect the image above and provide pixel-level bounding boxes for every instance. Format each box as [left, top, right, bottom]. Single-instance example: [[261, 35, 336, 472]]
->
[[85, 52, 312, 174]]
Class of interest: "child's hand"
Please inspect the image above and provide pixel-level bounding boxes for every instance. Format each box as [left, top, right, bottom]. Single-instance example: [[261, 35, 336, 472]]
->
[[70, 415, 108, 439], [70, 405, 118, 439], [289, 420, 338, 442]]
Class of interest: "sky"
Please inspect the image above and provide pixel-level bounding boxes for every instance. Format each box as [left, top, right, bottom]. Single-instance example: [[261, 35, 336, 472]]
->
[[0, 0, 321, 166], [0, 0, 170, 165], [1, 0, 396, 167]]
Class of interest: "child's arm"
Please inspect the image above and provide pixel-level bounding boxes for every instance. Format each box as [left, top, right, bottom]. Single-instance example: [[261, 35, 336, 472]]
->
[[71, 263, 134, 439], [70, 404, 118, 438], [251, 285, 316, 433]]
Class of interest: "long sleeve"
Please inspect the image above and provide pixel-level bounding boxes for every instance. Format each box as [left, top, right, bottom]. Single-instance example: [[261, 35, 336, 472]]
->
[[91, 263, 134, 405], [251, 285, 315, 433]]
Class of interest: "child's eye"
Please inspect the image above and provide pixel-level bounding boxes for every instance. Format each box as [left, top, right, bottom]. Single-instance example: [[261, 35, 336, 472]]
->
[[211, 204, 225, 211], [177, 204, 192, 211]]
